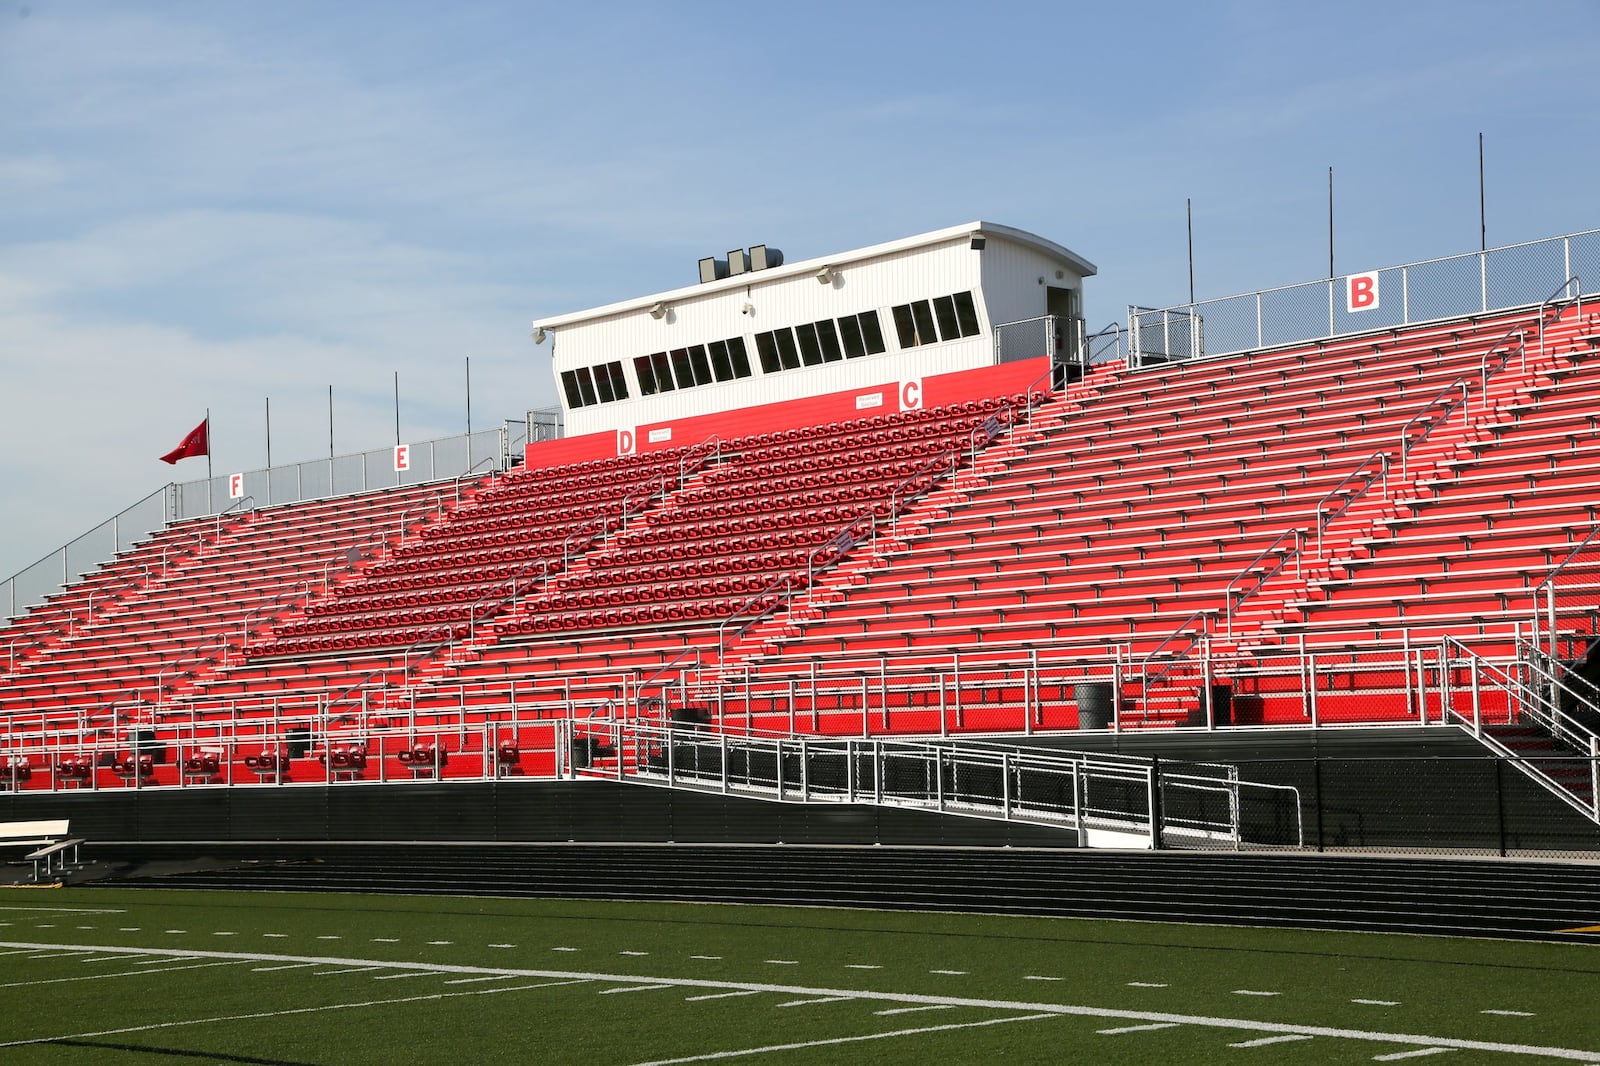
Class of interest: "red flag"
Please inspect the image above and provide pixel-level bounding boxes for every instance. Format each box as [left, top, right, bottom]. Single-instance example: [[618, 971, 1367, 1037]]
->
[[159, 418, 209, 465]]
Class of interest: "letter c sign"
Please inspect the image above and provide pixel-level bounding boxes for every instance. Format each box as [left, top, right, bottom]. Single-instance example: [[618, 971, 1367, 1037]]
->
[[900, 379, 923, 411]]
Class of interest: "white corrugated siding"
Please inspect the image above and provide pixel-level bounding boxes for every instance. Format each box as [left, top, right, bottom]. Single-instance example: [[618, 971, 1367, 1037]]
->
[[552, 230, 1082, 436]]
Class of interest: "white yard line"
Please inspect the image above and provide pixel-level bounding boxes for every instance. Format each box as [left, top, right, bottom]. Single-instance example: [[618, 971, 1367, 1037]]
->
[[1128, 982, 1168, 988], [0, 959, 243, 990], [1, 941, 1596, 1063], [1482, 1010, 1535, 1017], [1232, 990, 1281, 997], [1100, 1022, 1182, 1035], [600, 984, 675, 996], [626, 1013, 1062, 1066], [875, 1005, 955, 1017], [1374, 1050, 1454, 1061], [1231, 1035, 1314, 1048], [1355, 1000, 1402, 1006], [777, 996, 854, 1008], [0, 977, 592, 1050], [685, 990, 760, 1002]]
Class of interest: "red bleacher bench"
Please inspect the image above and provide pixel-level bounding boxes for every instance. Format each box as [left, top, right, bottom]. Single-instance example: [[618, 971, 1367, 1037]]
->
[[243, 748, 290, 782], [181, 748, 223, 783], [111, 753, 154, 785], [1, 756, 31, 790], [495, 741, 521, 777], [396, 744, 449, 778]]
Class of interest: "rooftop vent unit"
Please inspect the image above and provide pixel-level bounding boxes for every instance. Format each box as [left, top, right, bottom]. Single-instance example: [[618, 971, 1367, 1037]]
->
[[699, 244, 784, 283]]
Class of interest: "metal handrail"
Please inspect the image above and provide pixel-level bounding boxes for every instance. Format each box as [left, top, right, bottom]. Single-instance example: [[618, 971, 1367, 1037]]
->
[[1224, 528, 1304, 638], [214, 495, 255, 541], [1140, 608, 1211, 683], [1315, 452, 1388, 553], [453, 457, 498, 504], [1398, 377, 1468, 478], [1538, 276, 1584, 360]]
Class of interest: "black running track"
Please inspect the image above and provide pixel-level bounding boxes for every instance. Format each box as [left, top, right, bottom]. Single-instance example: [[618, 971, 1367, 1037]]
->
[[94, 843, 1600, 945]]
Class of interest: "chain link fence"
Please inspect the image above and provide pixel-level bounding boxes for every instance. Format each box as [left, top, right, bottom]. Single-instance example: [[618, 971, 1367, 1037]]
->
[[3, 424, 520, 623], [1129, 229, 1600, 366]]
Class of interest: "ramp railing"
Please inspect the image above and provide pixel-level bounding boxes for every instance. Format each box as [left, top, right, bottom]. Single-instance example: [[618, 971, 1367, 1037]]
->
[[560, 718, 1302, 850]]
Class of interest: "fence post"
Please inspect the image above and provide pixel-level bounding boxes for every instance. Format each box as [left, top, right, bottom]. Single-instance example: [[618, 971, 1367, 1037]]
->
[[1494, 756, 1508, 858], [1592, 737, 1599, 823]]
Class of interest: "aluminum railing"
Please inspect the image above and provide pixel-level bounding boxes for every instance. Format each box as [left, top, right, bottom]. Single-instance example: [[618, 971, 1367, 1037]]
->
[[562, 717, 1302, 849], [1129, 229, 1599, 366]]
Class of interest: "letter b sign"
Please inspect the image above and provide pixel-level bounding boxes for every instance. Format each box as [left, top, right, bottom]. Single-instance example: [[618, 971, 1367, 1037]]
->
[[1346, 271, 1380, 313]]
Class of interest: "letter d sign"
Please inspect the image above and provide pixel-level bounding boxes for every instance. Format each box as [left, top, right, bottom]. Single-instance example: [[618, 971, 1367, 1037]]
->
[[1346, 271, 1380, 313], [617, 428, 636, 456]]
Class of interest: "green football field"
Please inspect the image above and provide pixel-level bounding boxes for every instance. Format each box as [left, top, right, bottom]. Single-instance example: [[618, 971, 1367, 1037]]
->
[[1, 887, 1598, 1064]]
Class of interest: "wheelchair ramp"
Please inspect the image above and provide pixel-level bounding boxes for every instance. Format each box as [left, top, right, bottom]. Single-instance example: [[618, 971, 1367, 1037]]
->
[[563, 721, 1303, 851]]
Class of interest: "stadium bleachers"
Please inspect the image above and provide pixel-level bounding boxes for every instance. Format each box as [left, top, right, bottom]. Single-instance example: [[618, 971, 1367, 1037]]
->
[[2, 295, 1598, 794]]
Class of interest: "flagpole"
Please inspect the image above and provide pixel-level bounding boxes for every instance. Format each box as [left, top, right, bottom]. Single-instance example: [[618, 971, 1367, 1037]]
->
[[265, 396, 272, 469], [465, 356, 473, 468], [206, 407, 213, 482]]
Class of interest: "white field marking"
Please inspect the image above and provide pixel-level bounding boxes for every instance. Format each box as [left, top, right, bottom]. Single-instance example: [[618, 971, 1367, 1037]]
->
[[163, 930, 185, 934], [690, 955, 721, 961], [135, 957, 196, 966], [930, 970, 967, 976], [1024, 975, 1062, 982], [1374, 1050, 1454, 1061], [845, 964, 880, 970], [627, 1014, 1062, 1066], [36, 925, 56, 928], [213, 932, 237, 937], [1129, 982, 1168, 988], [315, 935, 341, 940], [1482, 1010, 1536, 1017], [685, 990, 761, 1002], [488, 944, 515, 949], [75, 925, 95, 930], [1356, 1000, 1402, 1007], [777, 996, 855, 1008], [315, 967, 383, 976], [0, 978, 590, 1050], [620, 951, 650, 956], [764, 959, 799, 965], [28, 952, 82, 959], [1232, 1035, 1314, 1048], [552, 947, 579, 952], [371, 938, 399, 943], [599, 984, 675, 996], [263, 934, 288, 939], [444, 975, 519, 986], [3, 942, 1599, 1063], [0, 907, 125, 914], [251, 964, 316, 972], [1100, 1023, 1182, 1035], [426, 941, 452, 946], [1233, 990, 1281, 997], [373, 972, 440, 981], [119, 928, 140, 932], [876, 1005, 955, 1017], [79, 956, 132, 963], [0, 949, 33, 957], [0, 960, 242, 990]]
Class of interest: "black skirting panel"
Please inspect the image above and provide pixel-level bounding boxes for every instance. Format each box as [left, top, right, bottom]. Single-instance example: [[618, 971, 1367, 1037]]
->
[[0, 780, 1073, 848]]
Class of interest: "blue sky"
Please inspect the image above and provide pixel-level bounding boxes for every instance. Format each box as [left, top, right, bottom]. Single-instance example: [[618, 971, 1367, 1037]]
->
[[3, 0, 1599, 579]]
